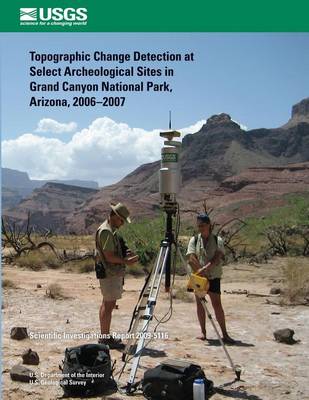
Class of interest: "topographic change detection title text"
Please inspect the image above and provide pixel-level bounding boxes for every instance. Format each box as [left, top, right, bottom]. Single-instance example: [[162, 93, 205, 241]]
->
[[28, 50, 195, 107]]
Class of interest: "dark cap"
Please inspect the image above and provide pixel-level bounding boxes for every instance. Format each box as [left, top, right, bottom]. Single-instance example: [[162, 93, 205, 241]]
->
[[197, 213, 210, 224]]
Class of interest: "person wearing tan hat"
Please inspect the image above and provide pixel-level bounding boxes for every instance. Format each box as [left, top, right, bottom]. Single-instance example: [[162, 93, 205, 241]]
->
[[95, 202, 139, 349]]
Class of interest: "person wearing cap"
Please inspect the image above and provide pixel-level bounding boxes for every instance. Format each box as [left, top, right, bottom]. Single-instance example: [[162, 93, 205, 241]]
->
[[186, 213, 235, 344], [96, 202, 139, 349]]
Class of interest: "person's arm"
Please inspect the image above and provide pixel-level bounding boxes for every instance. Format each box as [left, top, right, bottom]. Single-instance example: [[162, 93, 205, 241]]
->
[[197, 249, 223, 275], [187, 253, 203, 272], [100, 230, 138, 265], [103, 251, 138, 265], [186, 236, 203, 272]]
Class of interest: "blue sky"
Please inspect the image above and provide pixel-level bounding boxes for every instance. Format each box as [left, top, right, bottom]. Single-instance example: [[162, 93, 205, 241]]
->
[[1, 33, 309, 184]]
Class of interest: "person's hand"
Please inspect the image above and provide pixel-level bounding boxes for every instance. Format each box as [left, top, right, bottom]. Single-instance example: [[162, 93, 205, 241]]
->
[[197, 263, 211, 276], [125, 255, 139, 265], [196, 267, 207, 276]]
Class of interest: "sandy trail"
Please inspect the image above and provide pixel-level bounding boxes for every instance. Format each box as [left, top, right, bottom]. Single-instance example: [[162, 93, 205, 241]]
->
[[2, 259, 309, 400]]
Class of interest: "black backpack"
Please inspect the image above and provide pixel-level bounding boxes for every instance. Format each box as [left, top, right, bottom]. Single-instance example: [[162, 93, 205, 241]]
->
[[59, 344, 115, 397], [142, 360, 213, 400]]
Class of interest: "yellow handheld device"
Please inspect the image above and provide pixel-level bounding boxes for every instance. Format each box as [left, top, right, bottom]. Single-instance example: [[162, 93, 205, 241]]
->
[[187, 273, 209, 295]]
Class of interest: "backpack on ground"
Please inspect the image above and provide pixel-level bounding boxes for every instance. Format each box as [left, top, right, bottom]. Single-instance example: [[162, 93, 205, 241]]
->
[[142, 360, 213, 400], [59, 343, 115, 397]]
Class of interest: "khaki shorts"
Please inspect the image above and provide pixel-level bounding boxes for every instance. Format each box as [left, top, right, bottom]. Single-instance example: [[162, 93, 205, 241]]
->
[[99, 276, 124, 301]]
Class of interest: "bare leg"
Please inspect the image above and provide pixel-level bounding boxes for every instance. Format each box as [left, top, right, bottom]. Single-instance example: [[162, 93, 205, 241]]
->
[[208, 292, 231, 339], [99, 300, 116, 335], [195, 295, 207, 340]]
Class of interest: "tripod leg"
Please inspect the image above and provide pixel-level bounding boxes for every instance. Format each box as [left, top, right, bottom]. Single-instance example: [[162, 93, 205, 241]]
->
[[126, 243, 170, 393], [200, 298, 241, 380], [122, 257, 160, 361]]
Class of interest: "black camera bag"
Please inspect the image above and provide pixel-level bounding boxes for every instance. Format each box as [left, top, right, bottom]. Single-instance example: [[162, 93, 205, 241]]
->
[[142, 360, 213, 400]]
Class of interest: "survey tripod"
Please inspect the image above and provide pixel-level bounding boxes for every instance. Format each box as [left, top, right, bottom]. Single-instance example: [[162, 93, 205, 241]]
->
[[120, 200, 180, 394]]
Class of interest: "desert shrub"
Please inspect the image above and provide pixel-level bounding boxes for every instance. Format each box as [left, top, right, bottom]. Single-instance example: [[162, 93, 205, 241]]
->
[[122, 216, 165, 267], [2, 279, 17, 289], [239, 194, 309, 253], [281, 258, 309, 304], [46, 283, 68, 299], [15, 250, 60, 270], [64, 259, 94, 273], [15, 250, 61, 271], [122, 215, 192, 269], [77, 261, 94, 273]]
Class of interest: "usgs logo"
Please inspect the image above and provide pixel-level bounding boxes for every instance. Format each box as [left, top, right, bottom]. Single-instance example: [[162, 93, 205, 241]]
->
[[20, 7, 88, 22]]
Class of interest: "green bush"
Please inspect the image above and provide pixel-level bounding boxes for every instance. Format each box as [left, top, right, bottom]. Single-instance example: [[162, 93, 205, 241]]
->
[[238, 193, 309, 252], [122, 214, 191, 269], [122, 215, 166, 267]]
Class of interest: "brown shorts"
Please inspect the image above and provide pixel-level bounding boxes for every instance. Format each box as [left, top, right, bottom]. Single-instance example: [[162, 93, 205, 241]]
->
[[99, 276, 124, 301]]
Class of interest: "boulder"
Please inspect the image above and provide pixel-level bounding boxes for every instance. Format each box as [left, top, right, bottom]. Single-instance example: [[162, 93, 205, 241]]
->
[[22, 349, 40, 365], [10, 364, 35, 383], [270, 287, 281, 295], [10, 327, 28, 340], [274, 328, 297, 344]]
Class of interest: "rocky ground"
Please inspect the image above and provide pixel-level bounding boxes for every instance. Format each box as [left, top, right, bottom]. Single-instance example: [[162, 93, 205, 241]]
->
[[2, 258, 309, 400]]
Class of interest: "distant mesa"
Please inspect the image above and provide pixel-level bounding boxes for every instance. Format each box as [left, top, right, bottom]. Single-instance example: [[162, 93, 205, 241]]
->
[[282, 97, 309, 128], [2, 167, 99, 209]]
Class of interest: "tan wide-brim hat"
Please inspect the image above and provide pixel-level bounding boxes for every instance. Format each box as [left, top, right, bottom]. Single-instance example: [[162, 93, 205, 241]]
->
[[110, 202, 131, 223]]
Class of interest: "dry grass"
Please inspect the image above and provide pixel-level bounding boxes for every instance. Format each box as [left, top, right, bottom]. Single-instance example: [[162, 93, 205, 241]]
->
[[15, 250, 60, 270], [64, 259, 94, 273], [125, 264, 145, 276], [45, 283, 69, 300], [2, 279, 18, 289], [281, 257, 309, 304], [172, 285, 194, 302], [49, 235, 94, 251]]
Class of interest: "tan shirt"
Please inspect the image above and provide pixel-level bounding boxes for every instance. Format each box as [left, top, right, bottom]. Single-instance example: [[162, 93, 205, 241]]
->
[[186, 233, 225, 279], [95, 219, 125, 277]]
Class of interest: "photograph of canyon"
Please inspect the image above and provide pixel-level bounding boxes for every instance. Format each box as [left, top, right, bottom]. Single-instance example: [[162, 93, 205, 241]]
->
[[2, 94, 309, 400]]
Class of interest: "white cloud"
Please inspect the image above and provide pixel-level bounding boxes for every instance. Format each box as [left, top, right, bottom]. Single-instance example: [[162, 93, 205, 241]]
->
[[232, 119, 248, 131], [179, 119, 206, 135], [35, 118, 77, 134], [2, 117, 206, 186]]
